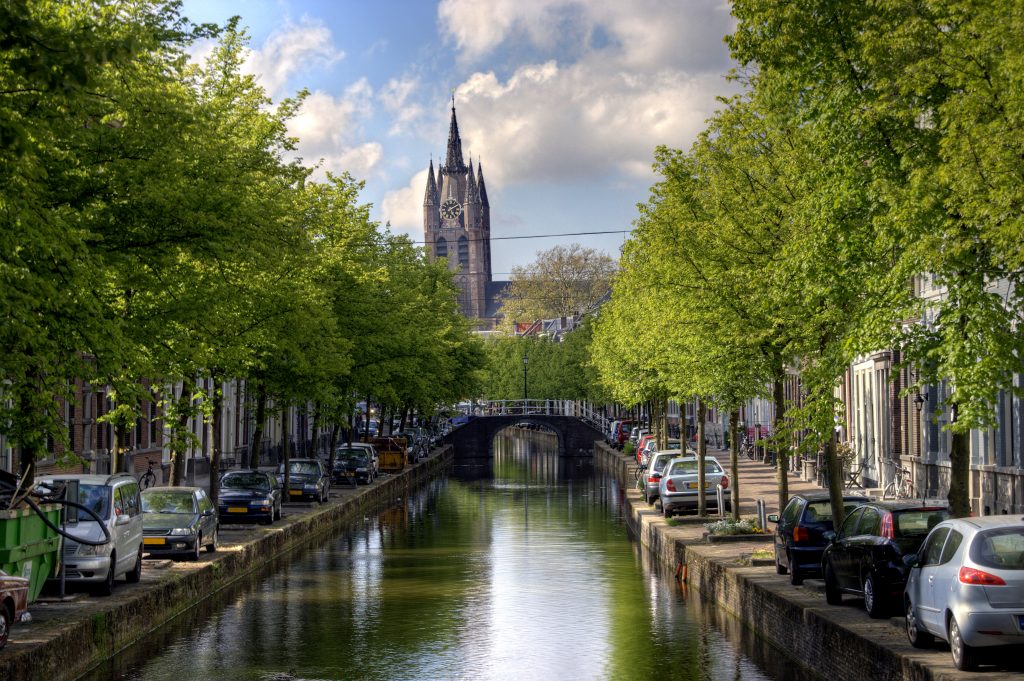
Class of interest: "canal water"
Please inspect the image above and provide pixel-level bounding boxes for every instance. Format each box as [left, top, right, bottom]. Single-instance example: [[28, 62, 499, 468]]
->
[[80, 430, 796, 681]]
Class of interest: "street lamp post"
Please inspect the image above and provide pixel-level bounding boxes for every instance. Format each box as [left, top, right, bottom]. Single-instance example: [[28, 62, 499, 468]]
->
[[913, 391, 926, 458], [522, 355, 529, 410]]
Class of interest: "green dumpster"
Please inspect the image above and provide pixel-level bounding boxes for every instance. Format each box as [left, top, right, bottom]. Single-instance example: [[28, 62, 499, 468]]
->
[[0, 504, 61, 602]]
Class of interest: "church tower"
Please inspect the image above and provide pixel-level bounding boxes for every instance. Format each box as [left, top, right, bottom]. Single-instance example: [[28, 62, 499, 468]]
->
[[424, 100, 494, 321]]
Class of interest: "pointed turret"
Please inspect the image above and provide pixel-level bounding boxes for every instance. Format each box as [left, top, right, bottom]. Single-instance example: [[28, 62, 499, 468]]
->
[[423, 158, 438, 206], [477, 161, 489, 207], [465, 157, 479, 204], [444, 97, 467, 173]]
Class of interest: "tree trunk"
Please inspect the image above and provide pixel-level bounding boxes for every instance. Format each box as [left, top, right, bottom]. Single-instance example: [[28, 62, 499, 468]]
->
[[171, 378, 193, 487], [209, 374, 223, 506], [729, 409, 740, 522], [399, 406, 409, 433], [249, 381, 267, 469], [948, 403, 971, 517], [328, 423, 340, 473], [311, 402, 321, 459], [825, 435, 846, 531], [364, 396, 372, 441], [773, 375, 789, 513], [282, 405, 290, 495], [697, 399, 707, 516]]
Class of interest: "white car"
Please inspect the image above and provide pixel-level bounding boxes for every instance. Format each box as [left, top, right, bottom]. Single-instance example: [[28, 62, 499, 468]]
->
[[36, 473, 144, 595]]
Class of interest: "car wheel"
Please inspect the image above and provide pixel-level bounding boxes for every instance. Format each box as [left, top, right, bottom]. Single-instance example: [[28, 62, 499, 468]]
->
[[0, 604, 10, 650], [949, 617, 979, 671], [191, 534, 202, 561], [789, 552, 803, 585], [662, 504, 672, 519], [205, 528, 217, 553], [863, 572, 885, 618], [905, 597, 934, 648], [96, 556, 115, 596], [125, 546, 143, 583], [774, 546, 788, 575], [823, 562, 842, 605]]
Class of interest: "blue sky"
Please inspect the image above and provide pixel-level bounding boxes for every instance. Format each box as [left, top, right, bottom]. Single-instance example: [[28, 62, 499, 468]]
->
[[180, 0, 739, 275]]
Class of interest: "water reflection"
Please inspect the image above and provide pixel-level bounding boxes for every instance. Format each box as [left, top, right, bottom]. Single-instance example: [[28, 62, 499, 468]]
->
[[79, 429, 790, 681]]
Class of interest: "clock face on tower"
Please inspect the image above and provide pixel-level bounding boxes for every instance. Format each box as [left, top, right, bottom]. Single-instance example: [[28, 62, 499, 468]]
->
[[440, 199, 462, 221]]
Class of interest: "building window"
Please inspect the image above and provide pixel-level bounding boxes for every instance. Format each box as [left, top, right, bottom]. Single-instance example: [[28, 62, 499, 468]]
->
[[458, 235, 469, 269], [436, 237, 448, 258]]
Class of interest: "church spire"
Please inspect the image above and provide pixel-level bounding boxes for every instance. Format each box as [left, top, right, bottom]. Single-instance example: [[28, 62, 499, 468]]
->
[[465, 155, 479, 204], [423, 158, 438, 205], [477, 160, 489, 207], [444, 96, 466, 173]]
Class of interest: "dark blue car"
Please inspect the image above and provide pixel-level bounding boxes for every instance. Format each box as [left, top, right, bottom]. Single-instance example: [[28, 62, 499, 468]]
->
[[218, 470, 282, 525], [768, 492, 870, 585]]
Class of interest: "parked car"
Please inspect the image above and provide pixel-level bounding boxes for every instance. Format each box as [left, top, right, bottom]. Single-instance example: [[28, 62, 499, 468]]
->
[[768, 492, 870, 585], [218, 470, 282, 525], [639, 438, 681, 467], [35, 473, 144, 595], [0, 569, 29, 650], [276, 458, 331, 503], [332, 448, 376, 484], [640, 450, 679, 505], [822, 501, 950, 617], [657, 456, 728, 517], [611, 420, 635, 449], [141, 487, 218, 560], [904, 516, 1024, 670]]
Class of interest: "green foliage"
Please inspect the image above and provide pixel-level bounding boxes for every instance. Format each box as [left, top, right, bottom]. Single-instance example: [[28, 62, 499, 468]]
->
[[703, 518, 761, 536]]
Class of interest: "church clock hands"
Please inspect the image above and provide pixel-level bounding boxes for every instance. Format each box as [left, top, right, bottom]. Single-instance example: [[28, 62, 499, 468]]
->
[[440, 199, 462, 220]]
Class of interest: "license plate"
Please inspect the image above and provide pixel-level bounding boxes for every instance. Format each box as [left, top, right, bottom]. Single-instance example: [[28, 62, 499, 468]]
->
[[143, 537, 166, 546], [685, 482, 710, 489], [289, 489, 303, 496], [228, 507, 248, 513]]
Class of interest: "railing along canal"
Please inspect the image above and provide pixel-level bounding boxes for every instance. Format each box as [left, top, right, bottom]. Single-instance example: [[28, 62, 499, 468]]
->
[[468, 400, 609, 434]]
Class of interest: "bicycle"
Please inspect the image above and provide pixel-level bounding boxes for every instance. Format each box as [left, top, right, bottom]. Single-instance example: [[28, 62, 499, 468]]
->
[[882, 465, 914, 500], [741, 438, 756, 461], [139, 460, 157, 489]]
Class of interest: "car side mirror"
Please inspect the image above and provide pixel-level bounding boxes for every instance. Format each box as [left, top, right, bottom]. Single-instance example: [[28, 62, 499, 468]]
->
[[767, 513, 780, 523], [823, 530, 837, 543], [203, 509, 215, 517], [115, 514, 131, 526], [902, 554, 919, 569]]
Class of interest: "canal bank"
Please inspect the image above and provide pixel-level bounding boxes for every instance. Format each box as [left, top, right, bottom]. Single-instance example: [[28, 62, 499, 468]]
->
[[594, 442, 1020, 681], [1, 448, 453, 681]]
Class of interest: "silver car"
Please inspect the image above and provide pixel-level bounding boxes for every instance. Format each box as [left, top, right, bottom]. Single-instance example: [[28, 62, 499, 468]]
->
[[657, 456, 728, 518], [904, 516, 1024, 670]]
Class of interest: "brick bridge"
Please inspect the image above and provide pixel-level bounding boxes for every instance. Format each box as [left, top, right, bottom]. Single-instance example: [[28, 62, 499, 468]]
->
[[442, 401, 607, 460]]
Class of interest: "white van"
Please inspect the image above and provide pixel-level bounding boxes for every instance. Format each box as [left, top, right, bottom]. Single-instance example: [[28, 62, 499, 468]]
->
[[37, 473, 144, 595]]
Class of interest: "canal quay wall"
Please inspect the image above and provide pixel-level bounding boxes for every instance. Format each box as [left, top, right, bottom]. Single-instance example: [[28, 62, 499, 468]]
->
[[2, 448, 453, 681], [594, 442, 1011, 681]]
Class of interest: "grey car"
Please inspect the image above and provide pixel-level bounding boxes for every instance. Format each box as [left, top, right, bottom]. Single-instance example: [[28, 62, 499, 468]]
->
[[904, 516, 1024, 670], [141, 486, 218, 560], [657, 456, 728, 517], [640, 450, 679, 505]]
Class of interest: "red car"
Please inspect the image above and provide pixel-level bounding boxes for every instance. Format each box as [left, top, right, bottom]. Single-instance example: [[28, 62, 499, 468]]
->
[[0, 569, 30, 650]]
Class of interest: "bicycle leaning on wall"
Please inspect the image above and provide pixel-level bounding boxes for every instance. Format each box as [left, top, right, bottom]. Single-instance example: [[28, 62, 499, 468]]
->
[[882, 463, 914, 500]]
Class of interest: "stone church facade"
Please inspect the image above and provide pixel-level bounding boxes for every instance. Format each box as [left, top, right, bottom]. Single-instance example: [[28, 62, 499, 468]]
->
[[423, 102, 506, 326]]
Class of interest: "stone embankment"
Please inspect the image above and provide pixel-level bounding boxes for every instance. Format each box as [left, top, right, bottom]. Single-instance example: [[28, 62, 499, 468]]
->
[[1, 448, 452, 681], [595, 442, 1021, 681]]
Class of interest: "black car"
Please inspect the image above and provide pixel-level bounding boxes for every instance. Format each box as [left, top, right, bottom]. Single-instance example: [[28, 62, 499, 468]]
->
[[332, 449, 375, 485], [141, 486, 219, 560], [276, 458, 331, 503], [768, 492, 870, 585], [822, 501, 950, 617], [218, 470, 282, 525]]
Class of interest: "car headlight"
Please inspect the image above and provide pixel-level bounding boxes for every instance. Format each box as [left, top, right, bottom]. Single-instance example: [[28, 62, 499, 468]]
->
[[169, 527, 195, 536], [252, 498, 273, 506], [77, 542, 113, 556]]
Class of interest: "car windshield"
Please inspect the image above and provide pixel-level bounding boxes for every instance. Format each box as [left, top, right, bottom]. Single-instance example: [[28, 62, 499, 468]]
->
[[805, 501, 864, 522], [893, 509, 950, 538], [668, 460, 723, 476], [970, 527, 1024, 570], [78, 484, 110, 520], [221, 473, 269, 490], [652, 456, 671, 472], [142, 491, 197, 514], [284, 462, 320, 476]]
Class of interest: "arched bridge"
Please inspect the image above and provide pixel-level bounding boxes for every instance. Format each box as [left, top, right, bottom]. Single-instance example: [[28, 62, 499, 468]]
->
[[442, 400, 607, 459]]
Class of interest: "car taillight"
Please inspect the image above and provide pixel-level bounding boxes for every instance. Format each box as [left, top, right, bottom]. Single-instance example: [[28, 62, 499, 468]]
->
[[666, 480, 677, 492], [880, 512, 894, 540], [959, 567, 1006, 586], [793, 527, 809, 543], [647, 475, 661, 484], [719, 475, 729, 489]]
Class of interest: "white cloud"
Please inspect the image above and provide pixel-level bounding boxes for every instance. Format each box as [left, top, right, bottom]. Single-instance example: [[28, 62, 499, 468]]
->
[[380, 170, 430, 238], [432, 0, 737, 187], [380, 76, 424, 135], [288, 80, 383, 180], [243, 18, 344, 99]]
